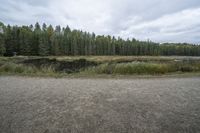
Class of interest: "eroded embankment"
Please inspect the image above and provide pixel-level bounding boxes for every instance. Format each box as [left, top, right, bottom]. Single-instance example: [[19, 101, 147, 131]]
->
[[22, 58, 98, 73]]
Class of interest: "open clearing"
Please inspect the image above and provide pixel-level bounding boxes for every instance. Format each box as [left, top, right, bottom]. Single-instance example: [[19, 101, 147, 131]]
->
[[0, 76, 200, 133]]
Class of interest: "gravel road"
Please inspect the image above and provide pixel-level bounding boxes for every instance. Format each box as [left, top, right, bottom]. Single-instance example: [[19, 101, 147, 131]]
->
[[0, 76, 200, 133]]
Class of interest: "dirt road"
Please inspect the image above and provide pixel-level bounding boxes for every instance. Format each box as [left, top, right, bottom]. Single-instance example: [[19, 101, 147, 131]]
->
[[0, 76, 200, 133]]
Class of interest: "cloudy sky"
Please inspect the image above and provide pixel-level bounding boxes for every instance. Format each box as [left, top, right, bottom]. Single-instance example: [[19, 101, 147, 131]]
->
[[0, 0, 200, 43]]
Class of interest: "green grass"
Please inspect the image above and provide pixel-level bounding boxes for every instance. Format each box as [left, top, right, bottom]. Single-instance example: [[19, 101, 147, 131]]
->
[[1, 56, 200, 77], [0, 63, 31, 73], [85, 62, 200, 75], [113, 63, 170, 74], [0, 63, 58, 76], [8, 55, 200, 63]]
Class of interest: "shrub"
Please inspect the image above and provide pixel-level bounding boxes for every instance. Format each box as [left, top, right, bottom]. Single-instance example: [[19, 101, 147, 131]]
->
[[0, 63, 16, 73], [40, 65, 56, 74], [92, 63, 116, 74], [113, 62, 170, 74], [89, 62, 174, 75], [0, 63, 37, 74], [14, 65, 25, 73]]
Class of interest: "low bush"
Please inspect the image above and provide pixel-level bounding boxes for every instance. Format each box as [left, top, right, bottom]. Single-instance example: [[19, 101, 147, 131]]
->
[[40, 65, 56, 74], [88, 62, 200, 75], [0, 63, 54, 75], [92, 63, 116, 74], [0, 63, 19, 73], [0, 63, 36, 74], [113, 62, 171, 74], [88, 62, 172, 75]]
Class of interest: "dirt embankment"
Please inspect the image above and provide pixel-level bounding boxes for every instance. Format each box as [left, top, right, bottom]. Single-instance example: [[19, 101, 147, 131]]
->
[[22, 58, 98, 73]]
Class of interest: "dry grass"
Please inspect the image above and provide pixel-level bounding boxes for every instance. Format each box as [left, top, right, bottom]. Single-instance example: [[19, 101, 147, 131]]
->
[[54, 56, 200, 63], [1, 56, 200, 76]]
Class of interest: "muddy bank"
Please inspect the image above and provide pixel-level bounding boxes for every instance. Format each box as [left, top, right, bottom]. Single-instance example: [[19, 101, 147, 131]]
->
[[22, 58, 98, 73]]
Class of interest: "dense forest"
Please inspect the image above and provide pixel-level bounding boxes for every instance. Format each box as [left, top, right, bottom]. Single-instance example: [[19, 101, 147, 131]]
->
[[0, 22, 200, 56]]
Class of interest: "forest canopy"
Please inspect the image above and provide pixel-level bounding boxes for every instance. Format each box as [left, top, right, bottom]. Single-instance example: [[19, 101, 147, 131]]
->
[[0, 22, 200, 56]]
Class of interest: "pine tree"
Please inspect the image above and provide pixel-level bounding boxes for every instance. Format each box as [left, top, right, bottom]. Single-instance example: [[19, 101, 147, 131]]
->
[[4, 25, 15, 56], [38, 23, 50, 56], [31, 22, 41, 55], [0, 22, 200, 56], [0, 22, 5, 55], [0, 33, 5, 56], [19, 26, 31, 55], [39, 33, 49, 56]]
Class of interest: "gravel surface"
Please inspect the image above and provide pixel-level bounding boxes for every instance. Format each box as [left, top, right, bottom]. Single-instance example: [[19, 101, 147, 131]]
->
[[0, 76, 200, 133]]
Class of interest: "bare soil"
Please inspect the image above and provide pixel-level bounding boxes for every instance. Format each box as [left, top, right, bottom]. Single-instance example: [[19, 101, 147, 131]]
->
[[22, 58, 98, 73], [0, 76, 200, 133]]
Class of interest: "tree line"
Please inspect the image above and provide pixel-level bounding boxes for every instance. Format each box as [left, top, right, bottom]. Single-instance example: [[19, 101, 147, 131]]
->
[[0, 22, 200, 56]]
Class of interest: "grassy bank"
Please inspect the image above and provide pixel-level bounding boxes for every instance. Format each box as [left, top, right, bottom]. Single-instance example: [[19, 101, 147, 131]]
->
[[0, 56, 200, 77], [84, 62, 200, 75]]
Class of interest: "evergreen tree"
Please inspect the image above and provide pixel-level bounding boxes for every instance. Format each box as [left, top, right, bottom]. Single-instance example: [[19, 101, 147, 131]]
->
[[0, 34, 5, 56], [0, 22, 200, 56], [4, 25, 14, 56], [0, 22, 5, 55], [32, 22, 41, 55], [19, 26, 32, 55], [38, 23, 50, 56]]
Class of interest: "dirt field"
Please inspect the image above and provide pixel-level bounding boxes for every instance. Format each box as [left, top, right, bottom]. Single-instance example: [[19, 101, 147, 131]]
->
[[0, 76, 200, 133]]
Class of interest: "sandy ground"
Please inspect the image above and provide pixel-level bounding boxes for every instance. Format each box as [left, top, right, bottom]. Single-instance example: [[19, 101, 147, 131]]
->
[[0, 76, 200, 133]]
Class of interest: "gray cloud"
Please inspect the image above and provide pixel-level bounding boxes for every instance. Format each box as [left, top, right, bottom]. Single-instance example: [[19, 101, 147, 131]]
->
[[118, 8, 200, 43], [0, 0, 200, 43]]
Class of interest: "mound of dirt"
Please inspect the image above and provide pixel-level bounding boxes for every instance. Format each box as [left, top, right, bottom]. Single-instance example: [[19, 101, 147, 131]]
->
[[22, 58, 98, 73]]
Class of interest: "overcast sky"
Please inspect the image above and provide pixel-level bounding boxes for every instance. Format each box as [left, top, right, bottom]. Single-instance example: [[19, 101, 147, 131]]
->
[[0, 0, 200, 43]]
